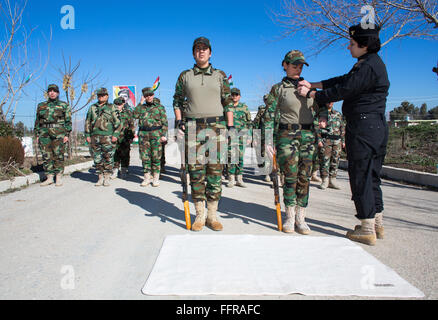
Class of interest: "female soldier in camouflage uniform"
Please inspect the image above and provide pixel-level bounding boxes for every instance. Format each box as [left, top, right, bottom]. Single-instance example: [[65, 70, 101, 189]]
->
[[84, 88, 121, 186], [173, 36, 234, 232], [227, 88, 252, 188], [35, 84, 72, 187], [317, 102, 345, 190], [265, 50, 322, 235], [133, 87, 168, 187]]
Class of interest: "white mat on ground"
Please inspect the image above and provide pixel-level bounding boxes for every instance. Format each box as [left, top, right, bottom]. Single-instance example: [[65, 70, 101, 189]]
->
[[142, 235, 424, 298]]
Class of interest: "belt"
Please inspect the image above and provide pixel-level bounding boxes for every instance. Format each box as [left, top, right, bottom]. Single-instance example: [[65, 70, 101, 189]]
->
[[278, 123, 313, 130], [40, 123, 63, 128], [139, 125, 162, 132], [347, 113, 384, 121], [186, 116, 225, 124], [321, 133, 341, 140]]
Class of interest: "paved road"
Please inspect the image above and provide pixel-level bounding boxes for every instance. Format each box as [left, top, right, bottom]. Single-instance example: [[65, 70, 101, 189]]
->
[[0, 147, 437, 300]]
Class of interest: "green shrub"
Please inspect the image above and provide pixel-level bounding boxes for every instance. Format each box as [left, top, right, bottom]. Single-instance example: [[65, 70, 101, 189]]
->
[[0, 120, 23, 138], [0, 136, 25, 165]]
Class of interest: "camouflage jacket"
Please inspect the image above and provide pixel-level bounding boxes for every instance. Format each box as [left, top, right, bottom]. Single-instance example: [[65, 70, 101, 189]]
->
[[320, 109, 345, 144], [133, 101, 168, 137], [253, 105, 267, 130], [230, 102, 252, 132], [34, 98, 72, 137], [116, 104, 135, 142], [173, 64, 233, 119], [84, 102, 122, 138], [265, 77, 323, 145]]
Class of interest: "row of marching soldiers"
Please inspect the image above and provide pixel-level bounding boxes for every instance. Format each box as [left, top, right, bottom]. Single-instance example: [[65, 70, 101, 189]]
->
[[34, 85, 168, 188]]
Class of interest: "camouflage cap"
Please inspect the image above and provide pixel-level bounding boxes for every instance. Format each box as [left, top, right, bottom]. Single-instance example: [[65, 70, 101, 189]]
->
[[193, 36, 211, 52], [283, 50, 309, 66], [96, 87, 108, 96], [113, 97, 125, 105], [142, 87, 154, 96], [231, 88, 241, 95], [47, 84, 59, 92], [349, 24, 380, 38]]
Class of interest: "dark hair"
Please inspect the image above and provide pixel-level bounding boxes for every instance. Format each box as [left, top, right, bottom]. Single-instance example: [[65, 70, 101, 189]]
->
[[352, 35, 381, 53]]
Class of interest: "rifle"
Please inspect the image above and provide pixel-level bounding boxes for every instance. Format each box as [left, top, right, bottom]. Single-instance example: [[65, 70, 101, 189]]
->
[[271, 154, 282, 232], [179, 132, 191, 230]]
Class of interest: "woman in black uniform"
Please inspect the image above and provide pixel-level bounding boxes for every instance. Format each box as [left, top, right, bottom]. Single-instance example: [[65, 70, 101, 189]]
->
[[298, 24, 389, 246]]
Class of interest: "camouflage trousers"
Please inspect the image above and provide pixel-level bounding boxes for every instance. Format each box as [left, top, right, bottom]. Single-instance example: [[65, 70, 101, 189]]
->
[[312, 143, 321, 173], [276, 129, 315, 208], [38, 131, 66, 175], [319, 139, 342, 178], [227, 133, 247, 175], [139, 131, 162, 174], [185, 121, 227, 202], [91, 135, 116, 174], [114, 139, 131, 169]]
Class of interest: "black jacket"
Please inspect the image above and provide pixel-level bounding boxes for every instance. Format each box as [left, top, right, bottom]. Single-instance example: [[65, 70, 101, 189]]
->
[[315, 53, 390, 119]]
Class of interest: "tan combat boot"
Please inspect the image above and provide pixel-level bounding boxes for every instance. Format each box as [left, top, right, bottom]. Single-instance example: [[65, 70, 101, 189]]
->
[[227, 175, 235, 188], [191, 200, 206, 232], [295, 206, 311, 235], [111, 168, 118, 180], [103, 172, 111, 187], [55, 173, 63, 187], [329, 177, 341, 190], [95, 174, 104, 187], [283, 206, 296, 233], [375, 212, 384, 239], [354, 212, 384, 239], [152, 172, 160, 187], [347, 219, 376, 246], [140, 172, 151, 187], [311, 171, 322, 183], [40, 174, 54, 187], [236, 175, 247, 188], [206, 201, 223, 231], [319, 177, 329, 190]]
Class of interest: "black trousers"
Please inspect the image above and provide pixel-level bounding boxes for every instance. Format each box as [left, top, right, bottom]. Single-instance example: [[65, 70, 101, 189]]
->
[[345, 117, 388, 220]]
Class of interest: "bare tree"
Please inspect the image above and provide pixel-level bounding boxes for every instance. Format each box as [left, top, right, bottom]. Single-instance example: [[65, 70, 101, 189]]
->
[[0, 0, 51, 122], [54, 54, 102, 158], [269, 0, 438, 56], [382, 0, 438, 28]]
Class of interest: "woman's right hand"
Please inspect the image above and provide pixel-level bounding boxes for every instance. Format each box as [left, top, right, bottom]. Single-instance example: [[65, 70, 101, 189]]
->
[[298, 79, 311, 89]]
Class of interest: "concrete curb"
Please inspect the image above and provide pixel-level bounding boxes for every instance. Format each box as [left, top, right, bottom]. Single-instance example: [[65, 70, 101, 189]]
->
[[0, 161, 94, 193], [339, 159, 438, 189]]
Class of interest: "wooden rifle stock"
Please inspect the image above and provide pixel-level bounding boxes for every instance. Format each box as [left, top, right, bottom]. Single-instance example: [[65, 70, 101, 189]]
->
[[272, 154, 282, 232], [180, 164, 191, 230]]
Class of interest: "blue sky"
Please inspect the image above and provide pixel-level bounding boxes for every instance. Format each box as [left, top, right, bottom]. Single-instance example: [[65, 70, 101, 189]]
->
[[12, 0, 438, 128]]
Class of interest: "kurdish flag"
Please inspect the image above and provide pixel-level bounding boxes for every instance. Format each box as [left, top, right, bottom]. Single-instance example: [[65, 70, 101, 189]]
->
[[152, 77, 160, 91], [227, 74, 233, 86]]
